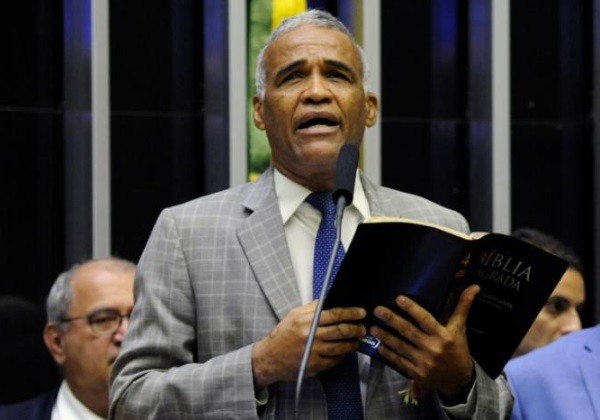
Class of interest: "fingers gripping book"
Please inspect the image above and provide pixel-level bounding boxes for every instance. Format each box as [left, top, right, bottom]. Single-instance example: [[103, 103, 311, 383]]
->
[[323, 217, 569, 379]]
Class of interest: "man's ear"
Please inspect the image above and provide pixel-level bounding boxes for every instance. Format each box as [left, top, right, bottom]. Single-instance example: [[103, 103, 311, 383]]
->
[[253, 95, 266, 131], [365, 92, 379, 128], [43, 323, 67, 366]]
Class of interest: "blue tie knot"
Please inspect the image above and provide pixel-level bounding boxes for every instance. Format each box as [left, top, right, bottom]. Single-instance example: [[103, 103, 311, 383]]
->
[[306, 192, 336, 215]]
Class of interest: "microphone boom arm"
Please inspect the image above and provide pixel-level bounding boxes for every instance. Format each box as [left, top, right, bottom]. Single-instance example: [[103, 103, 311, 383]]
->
[[293, 195, 347, 419]]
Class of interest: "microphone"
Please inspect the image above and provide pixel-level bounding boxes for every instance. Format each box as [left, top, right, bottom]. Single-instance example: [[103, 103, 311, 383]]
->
[[332, 143, 359, 207], [293, 143, 360, 419]]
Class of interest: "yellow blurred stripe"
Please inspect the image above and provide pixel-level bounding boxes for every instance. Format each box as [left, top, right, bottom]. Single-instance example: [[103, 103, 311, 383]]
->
[[271, 0, 307, 30]]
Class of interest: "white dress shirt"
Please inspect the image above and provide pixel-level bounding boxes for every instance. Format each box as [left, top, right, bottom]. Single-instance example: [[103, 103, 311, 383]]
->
[[51, 381, 105, 420], [273, 169, 370, 305], [273, 168, 371, 407]]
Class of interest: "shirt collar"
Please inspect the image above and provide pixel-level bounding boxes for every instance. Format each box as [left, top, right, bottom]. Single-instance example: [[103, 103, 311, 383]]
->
[[54, 380, 105, 419], [273, 168, 370, 223]]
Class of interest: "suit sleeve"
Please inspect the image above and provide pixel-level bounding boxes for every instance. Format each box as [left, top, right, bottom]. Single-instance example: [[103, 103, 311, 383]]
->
[[468, 363, 514, 420], [437, 362, 514, 420], [109, 208, 261, 419]]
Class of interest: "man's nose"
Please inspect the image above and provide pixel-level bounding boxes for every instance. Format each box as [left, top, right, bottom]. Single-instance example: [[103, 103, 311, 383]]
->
[[302, 74, 332, 103], [560, 309, 582, 335], [113, 316, 130, 342]]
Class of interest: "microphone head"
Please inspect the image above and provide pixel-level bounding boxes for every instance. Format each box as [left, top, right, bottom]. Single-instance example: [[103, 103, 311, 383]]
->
[[332, 143, 359, 206]]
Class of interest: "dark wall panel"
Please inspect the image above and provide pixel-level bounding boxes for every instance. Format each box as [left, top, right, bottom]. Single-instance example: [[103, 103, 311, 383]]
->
[[110, 1, 205, 261], [381, 121, 468, 212], [0, 2, 64, 301], [511, 0, 595, 324], [0, 0, 64, 401], [511, 123, 594, 325], [0, 1, 62, 108], [0, 113, 64, 300], [381, 2, 433, 119], [110, 114, 203, 261], [511, 0, 589, 121], [381, 0, 469, 216]]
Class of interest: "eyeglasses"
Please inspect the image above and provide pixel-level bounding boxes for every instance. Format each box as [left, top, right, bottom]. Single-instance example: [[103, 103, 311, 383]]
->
[[61, 308, 131, 335]]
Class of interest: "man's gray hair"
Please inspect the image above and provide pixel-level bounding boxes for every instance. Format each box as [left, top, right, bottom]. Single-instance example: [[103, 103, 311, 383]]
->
[[255, 9, 370, 99], [46, 257, 136, 330]]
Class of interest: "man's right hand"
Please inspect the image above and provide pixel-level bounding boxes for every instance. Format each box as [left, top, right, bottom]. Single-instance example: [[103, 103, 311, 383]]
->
[[251, 301, 366, 390]]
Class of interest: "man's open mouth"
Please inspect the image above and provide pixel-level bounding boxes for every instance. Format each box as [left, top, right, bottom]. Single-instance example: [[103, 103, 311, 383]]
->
[[298, 118, 339, 129]]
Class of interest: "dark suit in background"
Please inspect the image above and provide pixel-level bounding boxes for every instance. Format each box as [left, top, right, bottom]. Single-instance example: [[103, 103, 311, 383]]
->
[[0, 386, 58, 420]]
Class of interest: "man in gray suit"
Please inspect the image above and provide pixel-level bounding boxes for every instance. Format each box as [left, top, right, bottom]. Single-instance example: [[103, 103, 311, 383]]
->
[[110, 9, 512, 419]]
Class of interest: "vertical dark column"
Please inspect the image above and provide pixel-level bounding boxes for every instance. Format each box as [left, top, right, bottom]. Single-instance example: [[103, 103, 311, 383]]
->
[[110, 1, 204, 261], [336, 1, 354, 30], [381, 1, 469, 217], [468, 0, 493, 230], [0, 1, 64, 299], [430, 0, 469, 214], [511, 0, 595, 324], [203, 1, 229, 193], [63, 0, 92, 264], [593, 0, 600, 323], [171, 1, 199, 201], [0, 0, 64, 398]]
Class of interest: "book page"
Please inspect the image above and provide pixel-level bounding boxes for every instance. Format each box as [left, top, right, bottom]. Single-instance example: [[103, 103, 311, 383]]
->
[[365, 216, 476, 240]]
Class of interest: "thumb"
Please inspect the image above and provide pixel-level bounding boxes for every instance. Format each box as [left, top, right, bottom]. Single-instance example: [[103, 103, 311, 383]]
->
[[447, 284, 480, 329]]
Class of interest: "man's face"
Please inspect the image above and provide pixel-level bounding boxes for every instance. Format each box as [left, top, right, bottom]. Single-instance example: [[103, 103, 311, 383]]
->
[[49, 262, 135, 397], [253, 25, 378, 191], [515, 268, 585, 356]]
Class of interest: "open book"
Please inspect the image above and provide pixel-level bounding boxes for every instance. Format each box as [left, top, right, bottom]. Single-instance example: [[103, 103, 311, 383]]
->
[[323, 216, 569, 379]]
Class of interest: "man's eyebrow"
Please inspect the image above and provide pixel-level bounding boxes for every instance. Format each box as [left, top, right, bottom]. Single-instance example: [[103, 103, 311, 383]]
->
[[273, 58, 359, 81], [323, 59, 357, 77], [89, 307, 120, 314], [274, 59, 306, 81]]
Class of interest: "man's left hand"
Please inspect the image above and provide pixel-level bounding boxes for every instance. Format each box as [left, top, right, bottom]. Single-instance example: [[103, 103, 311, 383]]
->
[[369, 284, 480, 402]]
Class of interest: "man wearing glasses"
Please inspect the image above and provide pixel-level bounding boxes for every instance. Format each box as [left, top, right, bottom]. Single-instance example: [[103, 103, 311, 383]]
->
[[0, 257, 135, 419]]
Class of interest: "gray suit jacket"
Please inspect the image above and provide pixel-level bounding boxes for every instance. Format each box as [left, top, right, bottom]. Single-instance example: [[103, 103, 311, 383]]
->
[[110, 168, 511, 419]]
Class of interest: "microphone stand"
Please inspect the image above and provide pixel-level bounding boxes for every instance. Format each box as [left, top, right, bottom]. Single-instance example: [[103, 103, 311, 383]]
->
[[293, 195, 347, 420]]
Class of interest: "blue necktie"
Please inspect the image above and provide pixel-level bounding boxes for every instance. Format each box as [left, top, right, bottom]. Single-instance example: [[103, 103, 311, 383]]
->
[[306, 192, 364, 420]]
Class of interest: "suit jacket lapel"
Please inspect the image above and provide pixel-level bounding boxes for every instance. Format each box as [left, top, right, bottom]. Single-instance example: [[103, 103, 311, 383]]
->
[[237, 170, 391, 324], [580, 327, 600, 419], [237, 168, 301, 322], [361, 173, 386, 216], [361, 173, 405, 218]]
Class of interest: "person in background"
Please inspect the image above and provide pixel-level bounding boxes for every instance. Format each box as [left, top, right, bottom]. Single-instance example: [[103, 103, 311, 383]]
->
[[0, 257, 135, 420], [511, 227, 585, 358], [110, 9, 512, 419], [505, 323, 600, 419], [0, 295, 59, 404]]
